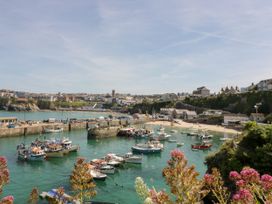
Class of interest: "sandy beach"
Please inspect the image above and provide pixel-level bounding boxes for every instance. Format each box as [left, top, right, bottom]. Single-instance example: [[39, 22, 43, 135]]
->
[[146, 119, 241, 135]]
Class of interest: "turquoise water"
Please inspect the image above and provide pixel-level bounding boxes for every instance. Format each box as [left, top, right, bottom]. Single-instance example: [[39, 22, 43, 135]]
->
[[0, 124, 230, 204], [0, 111, 119, 121]]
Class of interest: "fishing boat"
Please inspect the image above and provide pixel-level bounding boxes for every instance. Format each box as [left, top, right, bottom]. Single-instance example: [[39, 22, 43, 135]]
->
[[152, 130, 171, 141], [199, 134, 213, 140], [157, 125, 165, 132], [191, 143, 212, 150], [123, 152, 142, 164], [44, 127, 64, 133], [89, 169, 107, 181], [131, 141, 163, 154], [104, 153, 124, 167], [60, 138, 79, 153], [44, 144, 64, 157], [17, 144, 46, 161]]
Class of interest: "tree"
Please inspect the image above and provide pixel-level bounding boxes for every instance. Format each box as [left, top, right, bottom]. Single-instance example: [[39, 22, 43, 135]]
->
[[28, 188, 39, 204], [70, 158, 96, 203]]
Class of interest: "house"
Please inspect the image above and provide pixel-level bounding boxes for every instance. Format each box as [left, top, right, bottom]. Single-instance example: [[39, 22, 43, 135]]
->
[[223, 114, 249, 126], [250, 113, 265, 123], [160, 108, 175, 115], [192, 86, 210, 97], [174, 109, 197, 120], [0, 117, 17, 126], [201, 109, 223, 116], [257, 79, 272, 91]]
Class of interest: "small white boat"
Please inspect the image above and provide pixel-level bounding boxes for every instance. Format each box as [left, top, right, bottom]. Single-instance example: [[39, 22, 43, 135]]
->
[[40, 189, 80, 204], [168, 139, 177, 143], [200, 134, 213, 140], [44, 127, 63, 133], [99, 165, 115, 174], [177, 143, 184, 147], [123, 152, 142, 164], [220, 137, 232, 141], [89, 169, 107, 181]]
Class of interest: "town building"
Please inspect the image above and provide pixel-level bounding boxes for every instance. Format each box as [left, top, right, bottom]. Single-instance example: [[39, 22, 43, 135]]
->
[[256, 79, 272, 91], [223, 114, 249, 126], [192, 86, 210, 97]]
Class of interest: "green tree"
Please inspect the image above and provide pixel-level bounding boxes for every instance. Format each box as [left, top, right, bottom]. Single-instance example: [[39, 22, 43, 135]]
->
[[70, 158, 96, 203]]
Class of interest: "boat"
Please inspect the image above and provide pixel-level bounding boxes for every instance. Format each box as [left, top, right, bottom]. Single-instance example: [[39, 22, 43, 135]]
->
[[168, 139, 177, 143], [89, 169, 107, 181], [44, 144, 64, 157], [220, 136, 232, 141], [123, 152, 142, 164], [176, 143, 184, 147], [199, 134, 213, 140], [104, 153, 124, 167], [187, 132, 199, 136], [153, 130, 171, 141], [40, 189, 80, 204], [17, 144, 46, 161], [60, 138, 79, 153], [191, 143, 212, 150], [131, 141, 163, 154], [98, 165, 115, 174], [44, 127, 64, 133]]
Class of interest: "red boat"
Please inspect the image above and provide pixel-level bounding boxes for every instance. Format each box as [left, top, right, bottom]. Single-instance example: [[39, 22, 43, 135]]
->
[[191, 143, 212, 150]]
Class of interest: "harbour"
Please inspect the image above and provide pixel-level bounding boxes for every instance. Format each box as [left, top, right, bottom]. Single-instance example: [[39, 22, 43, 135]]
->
[[0, 111, 231, 203]]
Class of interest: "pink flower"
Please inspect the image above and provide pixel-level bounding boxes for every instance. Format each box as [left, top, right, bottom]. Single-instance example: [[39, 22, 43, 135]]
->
[[1, 195, 14, 204], [232, 189, 253, 203], [204, 174, 214, 185], [236, 180, 246, 188], [170, 149, 184, 160], [240, 167, 260, 183], [261, 174, 272, 191], [229, 171, 241, 181]]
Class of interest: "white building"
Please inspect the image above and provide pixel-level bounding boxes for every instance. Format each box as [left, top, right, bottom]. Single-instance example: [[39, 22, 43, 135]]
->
[[192, 86, 210, 97]]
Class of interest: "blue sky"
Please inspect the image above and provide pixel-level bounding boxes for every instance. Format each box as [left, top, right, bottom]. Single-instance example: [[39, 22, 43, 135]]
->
[[0, 0, 272, 94]]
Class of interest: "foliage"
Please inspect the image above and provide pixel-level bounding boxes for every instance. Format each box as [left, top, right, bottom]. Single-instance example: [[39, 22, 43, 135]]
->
[[183, 91, 272, 115], [28, 188, 39, 204], [135, 149, 209, 204], [0, 156, 13, 204], [70, 157, 96, 203], [128, 101, 174, 114], [206, 122, 272, 183], [37, 100, 55, 110], [136, 150, 272, 204], [0, 97, 9, 108]]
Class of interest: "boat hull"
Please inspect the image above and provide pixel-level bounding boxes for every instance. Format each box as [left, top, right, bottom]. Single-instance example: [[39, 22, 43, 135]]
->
[[124, 158, 142, 164], [45, 151, 64, 157], [131, 146, 162, 154]]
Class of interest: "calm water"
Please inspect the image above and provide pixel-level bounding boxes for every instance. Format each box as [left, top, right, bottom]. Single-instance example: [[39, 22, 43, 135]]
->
[[0, 111, 231, 204]]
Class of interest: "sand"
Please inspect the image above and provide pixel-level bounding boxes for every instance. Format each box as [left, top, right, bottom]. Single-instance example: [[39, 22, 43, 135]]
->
[[146, 119, 241, 135]]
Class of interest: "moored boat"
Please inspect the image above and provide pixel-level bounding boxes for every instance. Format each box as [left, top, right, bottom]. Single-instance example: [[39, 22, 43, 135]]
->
[[45, 144, 64, 157], [44, 127, 64, 133], [17, 144, 46, 161], [98, 165, 115, 174], [123, 152, 142, 164], [176, 142, 184, 147], [131, 141, 163, 154], [89, 169, 107, 181], [191, 143, 212, 150]]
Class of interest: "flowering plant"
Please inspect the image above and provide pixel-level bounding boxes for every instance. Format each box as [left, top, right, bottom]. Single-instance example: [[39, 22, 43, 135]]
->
[[0, 156, 13, 204]]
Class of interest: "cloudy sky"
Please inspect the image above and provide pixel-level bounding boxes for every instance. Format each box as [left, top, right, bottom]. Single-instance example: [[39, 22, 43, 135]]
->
[[0, 0, 271, 94]]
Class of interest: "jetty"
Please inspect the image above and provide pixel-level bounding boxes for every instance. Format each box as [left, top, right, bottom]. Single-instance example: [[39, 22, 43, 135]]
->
[[0, 117, 149, 138]]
